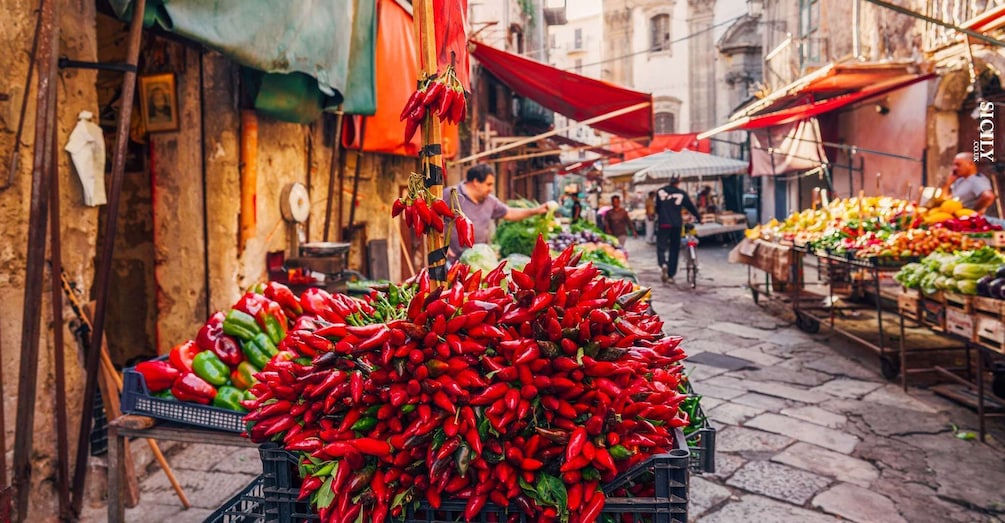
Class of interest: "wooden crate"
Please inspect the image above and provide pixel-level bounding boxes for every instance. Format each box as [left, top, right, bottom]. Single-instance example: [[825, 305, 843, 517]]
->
[[921, 297, 946, 331], [898, 292, 920, 320], [975, 313, 1005, 354], [700, 213, 717, 224], [716, 213, 747, 226], [973, 296, 1005, 316], [943, 292, 973, 313], [945, 308, 975, 341]]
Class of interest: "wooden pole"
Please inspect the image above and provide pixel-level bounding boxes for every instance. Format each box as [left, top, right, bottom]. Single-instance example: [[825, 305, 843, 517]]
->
[[71, 0, 146, 515], [323, 110, 344, 242], [239, 110, 258, 251], [412, 0, 446, 277], [13, 0, 58, 518]]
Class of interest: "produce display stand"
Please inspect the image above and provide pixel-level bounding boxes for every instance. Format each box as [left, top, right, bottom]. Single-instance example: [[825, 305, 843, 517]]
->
[[790, 245, 912, 379], [106, 415, 257, 523], [897, 291, 1005, 441]]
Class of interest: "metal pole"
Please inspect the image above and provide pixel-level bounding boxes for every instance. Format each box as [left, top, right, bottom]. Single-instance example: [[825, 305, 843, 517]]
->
[[12, 0, 57, 518], [48, 118, 71, 521], [71, 0, 147, 515]]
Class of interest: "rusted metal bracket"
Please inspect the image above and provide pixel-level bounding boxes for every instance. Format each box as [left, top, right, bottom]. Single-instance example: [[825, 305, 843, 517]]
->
[[58, 57, 137, 73]]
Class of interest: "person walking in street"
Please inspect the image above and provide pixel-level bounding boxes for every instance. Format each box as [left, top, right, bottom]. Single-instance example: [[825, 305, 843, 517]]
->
[[445, 164, 548, 262], [941, 152, 996, 214], [603, 195, 636, 247], [655, 176, 701, 284], [645, 191, 656, 244]]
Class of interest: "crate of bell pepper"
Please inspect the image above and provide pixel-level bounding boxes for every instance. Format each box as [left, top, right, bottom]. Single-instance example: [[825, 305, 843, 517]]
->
[[243, 239, 693, 523], [121, 282, 303, 433]]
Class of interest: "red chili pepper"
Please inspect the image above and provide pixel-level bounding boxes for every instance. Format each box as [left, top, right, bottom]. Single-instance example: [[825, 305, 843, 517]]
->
[[431, 197, 454, 218], [399, 88, 423, 121], [580, 489, 605, 523], [350, 437, 392, 457]]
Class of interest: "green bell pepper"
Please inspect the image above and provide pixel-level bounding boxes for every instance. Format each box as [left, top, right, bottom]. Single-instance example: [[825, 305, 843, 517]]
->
[[212, 385, 247, 412], [240, 333, 277, 369], [192, 351, 230, 387], [153, 389, 176, 401], [223, 309, 263, 341]]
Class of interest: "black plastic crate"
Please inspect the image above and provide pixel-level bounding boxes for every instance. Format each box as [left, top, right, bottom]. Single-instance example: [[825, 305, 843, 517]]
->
[[680, 380, 716, 474], [121, 356, 246, 433], [204, 475, 266, 523], [259, 429, 689, 523]]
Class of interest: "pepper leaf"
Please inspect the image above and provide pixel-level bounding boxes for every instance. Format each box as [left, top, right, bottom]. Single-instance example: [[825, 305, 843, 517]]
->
[[536, 473, 568, 515], [315, 473, 336, 509]]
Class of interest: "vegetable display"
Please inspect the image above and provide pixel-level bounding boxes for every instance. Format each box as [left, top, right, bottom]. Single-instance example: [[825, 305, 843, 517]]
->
[[895, 247, 1005, 296], [243, 239, 690, 522], [132, 282, 304, 412]]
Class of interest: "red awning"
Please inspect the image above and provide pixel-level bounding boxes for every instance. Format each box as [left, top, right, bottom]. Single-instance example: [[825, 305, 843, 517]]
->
[[732, 63, 920, 119], [964, 5, 1005, 33], [699, 72, 936, 139], [607, 133, 710, 164], [470, 40, 653, 139]]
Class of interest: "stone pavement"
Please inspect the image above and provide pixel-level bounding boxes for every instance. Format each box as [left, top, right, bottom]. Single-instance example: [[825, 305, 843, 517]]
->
[[626, 237, 1005, 522], [82, 237, 1005, 522]]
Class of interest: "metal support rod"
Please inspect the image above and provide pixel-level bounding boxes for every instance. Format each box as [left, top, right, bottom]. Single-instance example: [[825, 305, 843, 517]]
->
[[71, 0, 147, 515], [13, 0, 57, 518], [323, 111, 344, 242], [853, 0, 862, 60], [2, 0, 44, 192], [57, 57, 137, 73], [48, 118, 71, 521]]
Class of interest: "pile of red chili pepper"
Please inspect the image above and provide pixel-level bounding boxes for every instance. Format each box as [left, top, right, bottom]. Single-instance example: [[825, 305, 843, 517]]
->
[[243, 239, 689, 523], [133, 282, 302, 411], [400, 64, 467, 142]]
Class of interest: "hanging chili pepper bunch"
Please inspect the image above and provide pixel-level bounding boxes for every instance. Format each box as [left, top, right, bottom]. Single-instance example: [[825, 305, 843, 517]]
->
[[243, 238, 690, 523], [400, 65, 468, 143], [392, 172, 475, 248]]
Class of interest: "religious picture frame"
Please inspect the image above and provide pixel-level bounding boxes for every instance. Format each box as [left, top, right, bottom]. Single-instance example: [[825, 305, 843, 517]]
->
[[138, 73, 179, 133]]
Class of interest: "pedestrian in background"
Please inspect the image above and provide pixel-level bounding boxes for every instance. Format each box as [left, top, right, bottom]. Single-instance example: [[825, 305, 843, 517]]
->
[[604, 195, 636, 247], [655, 176, 701, 284], [645, 191, 656, 244]]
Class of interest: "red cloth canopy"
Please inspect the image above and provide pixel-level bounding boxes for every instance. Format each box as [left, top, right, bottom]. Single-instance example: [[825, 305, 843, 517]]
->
[[607, 133, 710, 164], [470, 40, 653, 139]]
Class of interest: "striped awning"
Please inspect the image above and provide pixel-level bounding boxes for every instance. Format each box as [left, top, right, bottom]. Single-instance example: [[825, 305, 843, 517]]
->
[[603, 149, 748, 183]]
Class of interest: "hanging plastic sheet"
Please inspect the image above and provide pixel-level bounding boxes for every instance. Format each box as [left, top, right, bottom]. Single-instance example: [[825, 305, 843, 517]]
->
[[750, 119, 829, 177]]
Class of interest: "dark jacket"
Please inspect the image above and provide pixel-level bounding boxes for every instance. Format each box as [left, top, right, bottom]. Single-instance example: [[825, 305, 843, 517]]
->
[[655, 184, 701, 227]]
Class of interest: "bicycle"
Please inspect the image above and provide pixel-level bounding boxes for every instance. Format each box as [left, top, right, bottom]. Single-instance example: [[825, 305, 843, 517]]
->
[[682, 222, 699, 289]]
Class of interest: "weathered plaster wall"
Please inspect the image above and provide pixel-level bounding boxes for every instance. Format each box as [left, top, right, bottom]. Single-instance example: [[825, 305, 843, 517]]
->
[[151, 45, 208, 353], [0, 0, 100, 519]]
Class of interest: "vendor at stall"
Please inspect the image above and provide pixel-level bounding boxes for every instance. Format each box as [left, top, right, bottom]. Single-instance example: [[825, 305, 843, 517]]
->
[[604, 195, 636, 247], [446, 164, 548, 261], [941, 152, 996, 214]]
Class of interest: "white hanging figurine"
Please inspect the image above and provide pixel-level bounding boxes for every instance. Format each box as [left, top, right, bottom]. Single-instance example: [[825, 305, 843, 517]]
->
[[64, 110, 107, 206]]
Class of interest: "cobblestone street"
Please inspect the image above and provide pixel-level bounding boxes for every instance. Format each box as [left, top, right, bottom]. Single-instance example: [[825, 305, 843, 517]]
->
[[82, 238, 1005, 522], [630, 237, 1005, 522]]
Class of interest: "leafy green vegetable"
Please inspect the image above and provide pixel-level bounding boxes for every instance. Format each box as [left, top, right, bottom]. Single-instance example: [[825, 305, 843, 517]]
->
[[458, 243, 499, 272], [494, 201, 559, 257]]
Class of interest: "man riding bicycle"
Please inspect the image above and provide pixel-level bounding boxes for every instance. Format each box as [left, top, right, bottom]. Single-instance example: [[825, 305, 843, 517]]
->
[[654, 176, 701, 284]]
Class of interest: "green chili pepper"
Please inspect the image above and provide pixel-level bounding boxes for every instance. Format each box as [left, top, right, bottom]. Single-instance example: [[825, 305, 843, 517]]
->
[[351, 416, 378, 432], [223, 309, 262, 341], [192, 350, 230, 387], [212, 385, 247, 412]]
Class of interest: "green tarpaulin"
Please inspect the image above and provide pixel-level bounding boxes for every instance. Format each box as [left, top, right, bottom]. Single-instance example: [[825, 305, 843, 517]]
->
[[111, 0, 376, 120]]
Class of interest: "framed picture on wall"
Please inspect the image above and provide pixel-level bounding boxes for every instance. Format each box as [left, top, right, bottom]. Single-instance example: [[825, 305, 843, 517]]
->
[[138, 73, 179, 133]]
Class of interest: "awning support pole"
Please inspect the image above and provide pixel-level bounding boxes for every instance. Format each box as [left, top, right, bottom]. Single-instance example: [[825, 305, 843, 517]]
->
[[450, 101, 652, 167], [71, 0, 146, 516], [323, 109, 344, 242]]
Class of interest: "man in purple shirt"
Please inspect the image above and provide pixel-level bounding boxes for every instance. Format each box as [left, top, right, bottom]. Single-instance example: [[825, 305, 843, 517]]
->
[[445, 164, 548, 261]]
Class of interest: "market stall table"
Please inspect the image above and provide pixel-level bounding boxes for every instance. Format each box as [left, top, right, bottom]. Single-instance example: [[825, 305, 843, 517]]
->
[[107, 415, 257, 523]]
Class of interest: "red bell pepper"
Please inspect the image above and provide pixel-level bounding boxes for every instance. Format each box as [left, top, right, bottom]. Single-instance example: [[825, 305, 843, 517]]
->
[[195, 311, 226, 353], [171, 373, 217, 404], [168, 340, 200, 373], [134, 360, 180, 393]]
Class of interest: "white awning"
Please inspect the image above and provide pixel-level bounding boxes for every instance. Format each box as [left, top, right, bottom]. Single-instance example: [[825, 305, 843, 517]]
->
[[603, 149, 749, 183]]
